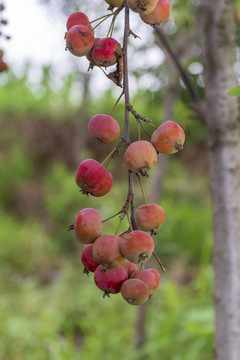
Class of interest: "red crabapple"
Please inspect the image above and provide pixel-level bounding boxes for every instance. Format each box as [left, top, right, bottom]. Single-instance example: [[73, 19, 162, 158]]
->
[[105, 0, 124, 6], [121, 278, 149, 305], [75, 159, 113, 197], [136, 203, 165, 231], [92, 234, 125, 268], [92, 37, 122, 67], [119, 230, 154, 263], [121, 259, 138, 278], [127, 0, 158, 14], [88, 114, 120, 144], [65, 25, 95, 57], [0, 58, 8, 72], [94, 265, 128, 297], [86, 47, 96, 64], [81, 244, 100, 274], [124, 140, 157, 175], [131, 268, 161, 294], [140, 0, 171, 25], [74, 208, 102, 244], [66, 12, 92, 31], [151, 120, 185, 154]]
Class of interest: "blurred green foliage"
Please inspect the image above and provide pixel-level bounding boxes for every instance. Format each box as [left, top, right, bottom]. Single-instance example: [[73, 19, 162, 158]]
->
[[0, 56, 213, 360]]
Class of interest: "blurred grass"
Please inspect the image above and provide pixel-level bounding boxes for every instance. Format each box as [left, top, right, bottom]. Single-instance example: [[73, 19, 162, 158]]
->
[[0, 70, 213, 360]]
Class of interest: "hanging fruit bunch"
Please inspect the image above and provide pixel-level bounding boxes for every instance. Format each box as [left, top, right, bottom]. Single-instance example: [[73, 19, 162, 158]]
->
[[65, 0, 186, 305]]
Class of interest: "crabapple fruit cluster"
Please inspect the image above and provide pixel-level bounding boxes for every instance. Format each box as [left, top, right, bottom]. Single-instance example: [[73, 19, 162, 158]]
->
[[65, 2, 185, 305]]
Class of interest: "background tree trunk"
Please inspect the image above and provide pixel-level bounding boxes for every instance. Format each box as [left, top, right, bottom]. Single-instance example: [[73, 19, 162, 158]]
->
[[200, 1, 240, 359]]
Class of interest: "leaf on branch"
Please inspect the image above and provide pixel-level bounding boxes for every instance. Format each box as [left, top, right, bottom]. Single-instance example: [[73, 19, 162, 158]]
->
[[228, 86, 240, 96]]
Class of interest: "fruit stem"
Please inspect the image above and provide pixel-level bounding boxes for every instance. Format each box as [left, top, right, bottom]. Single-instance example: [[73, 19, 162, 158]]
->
[[174, 143, 184, 152], [101, 137, 125, 167], [138, 120, 152, 139], [67, 224, 75, 231], [137, 119, 141, 141], [92, 14, 114, 31], [115, 216, 125, 235], [90, 13, 113, 24], [152, 251, 166, 273], [126, 211, 133, 231], [138, 262, 144, 279], [102, 210, 122, 223], [136, 173, 148, 204], [109, 90, 124, 116]]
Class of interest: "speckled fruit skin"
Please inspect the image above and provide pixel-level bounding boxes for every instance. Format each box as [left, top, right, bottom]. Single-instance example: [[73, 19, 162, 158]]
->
[[66, 12, 92, 31], [124, 140, 157, 174], [92, 234, 125, 268], [88, 114, 120, 144], [136, 203, 165, 231], [127, 0, 158, 14], [131, 268, 161, 294], [92, 37, 121, 67], [140, 0, 171, 25], [94, 265, 128, 297], [66, 25, 95, 57], [81, 244, 100, 273], [119, 230, 154, 264], [121, 278, 149, 305], [151, 120, 185, 154], [74, 208, 102, 244], [121, 259, 138, 278], [105, 0, 124, 6], [75, 159, 113, 197]]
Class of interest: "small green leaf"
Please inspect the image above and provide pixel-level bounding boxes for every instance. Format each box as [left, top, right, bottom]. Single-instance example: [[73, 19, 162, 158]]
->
[[228, 86, 240, 96]]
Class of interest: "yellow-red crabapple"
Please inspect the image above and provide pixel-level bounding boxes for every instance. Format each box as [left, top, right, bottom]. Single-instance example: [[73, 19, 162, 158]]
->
[[92, 234, 125, 269], [73, 208, 102, 244], [127, 0, 158, 14], [140, 0, 171, 25], [66, 12, 92, 31], [136, 203, 165, 231], [131, 268, 161, 294], [151, 120, 185, 154], [119, 230, 154, 264], [124, 140, 157, 176], [121, 278, 150, 305], [105, 0, 124, 7], [66, 25, 95, 57], [121, 259, 138, 278]]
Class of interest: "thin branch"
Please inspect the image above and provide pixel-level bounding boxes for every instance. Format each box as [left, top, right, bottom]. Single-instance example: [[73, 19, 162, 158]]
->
[[123, 1, 139, 231], [127, 104, 157, 128], [153, 250, 166, 273], [154, 25, 200, 103], [138, 120, 152, 139], [129, 29, 141, 39]]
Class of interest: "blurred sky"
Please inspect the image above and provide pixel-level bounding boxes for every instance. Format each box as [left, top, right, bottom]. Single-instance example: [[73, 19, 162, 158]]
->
[[4, 0, 166, 95], [5, 0, 67, 80]]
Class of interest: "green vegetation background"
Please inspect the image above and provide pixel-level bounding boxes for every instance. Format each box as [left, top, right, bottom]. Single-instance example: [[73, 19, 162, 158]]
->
[[0, 68, 213, 360]]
